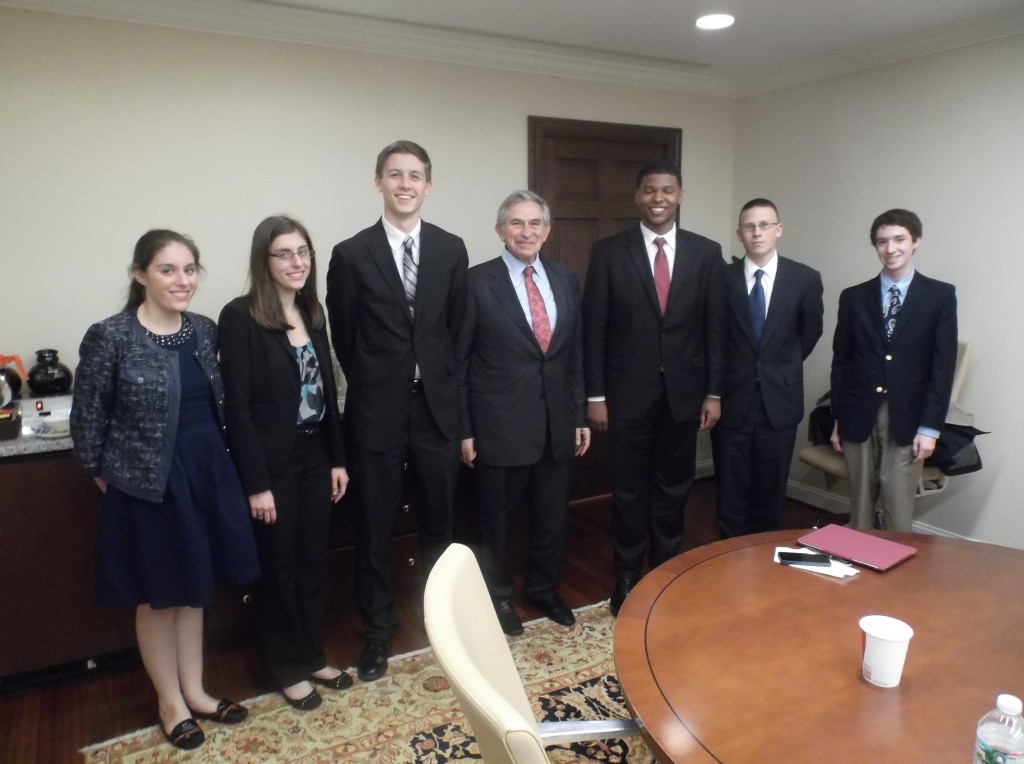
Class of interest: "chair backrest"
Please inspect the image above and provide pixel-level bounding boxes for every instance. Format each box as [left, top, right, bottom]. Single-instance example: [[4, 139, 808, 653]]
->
[[951, 340, 971, 403], [424, 543, 550, 764]]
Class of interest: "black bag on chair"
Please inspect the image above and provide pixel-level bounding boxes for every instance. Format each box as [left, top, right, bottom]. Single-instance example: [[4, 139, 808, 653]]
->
[[807, 391, 834, 446], [925, 423, 987, 476]]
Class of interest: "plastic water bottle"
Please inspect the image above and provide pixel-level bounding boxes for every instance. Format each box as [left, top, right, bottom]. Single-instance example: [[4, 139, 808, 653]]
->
[[975, 694, 1024, 763]]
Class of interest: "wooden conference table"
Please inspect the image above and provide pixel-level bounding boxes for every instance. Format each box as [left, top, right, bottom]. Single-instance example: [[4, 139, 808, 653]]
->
[[614, 529, 1024, 763]]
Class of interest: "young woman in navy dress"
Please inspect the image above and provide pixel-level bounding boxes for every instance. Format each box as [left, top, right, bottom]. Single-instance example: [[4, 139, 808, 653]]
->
[[218, 216, 349, 711], [71, 230, 260, 750]]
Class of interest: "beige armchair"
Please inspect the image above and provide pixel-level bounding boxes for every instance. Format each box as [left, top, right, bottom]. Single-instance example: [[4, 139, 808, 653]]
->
[[423, 543, 637, 764], [798, 340, 971, 498]]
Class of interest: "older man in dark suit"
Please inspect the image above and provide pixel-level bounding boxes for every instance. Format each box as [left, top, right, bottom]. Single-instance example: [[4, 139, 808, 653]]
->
[[457, 190, 589, 636], [711, 198, 823, 538], [830, 208, 957, 532], [583, 162, 726, 616], [326, 140, 467, 681]]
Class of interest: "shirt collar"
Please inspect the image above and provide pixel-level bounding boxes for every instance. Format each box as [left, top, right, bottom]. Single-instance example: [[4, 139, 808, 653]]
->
[[640, 223, 676, 252], [744, 251, 779, 281], [880, 268, 915, 293], [501, 249, 545, 279], [381, 216, 422, 257]]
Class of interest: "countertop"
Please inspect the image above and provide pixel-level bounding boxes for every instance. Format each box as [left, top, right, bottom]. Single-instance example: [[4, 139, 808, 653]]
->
[[0, 433, 73, 460]]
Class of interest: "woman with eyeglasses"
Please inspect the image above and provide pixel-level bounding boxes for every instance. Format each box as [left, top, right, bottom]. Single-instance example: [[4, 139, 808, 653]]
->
[[218, 215, 350, 711], [71, 229, 260, 751]]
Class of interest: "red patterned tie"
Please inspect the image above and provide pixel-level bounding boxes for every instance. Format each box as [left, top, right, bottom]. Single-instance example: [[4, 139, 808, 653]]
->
[[653, 237, 670, 316], [524, 265, 552, 354]]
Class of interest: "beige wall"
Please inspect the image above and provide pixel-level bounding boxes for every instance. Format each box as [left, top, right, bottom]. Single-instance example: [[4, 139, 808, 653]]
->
[[734, 34, 1024, 547], [3, 8, 1021, 547], [0, 8, 735, 371]]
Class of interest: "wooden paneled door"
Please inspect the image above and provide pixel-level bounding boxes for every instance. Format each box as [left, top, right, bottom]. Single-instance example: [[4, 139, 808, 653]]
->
[[528, 116, 682, 506], [528, 116, 681, 286]]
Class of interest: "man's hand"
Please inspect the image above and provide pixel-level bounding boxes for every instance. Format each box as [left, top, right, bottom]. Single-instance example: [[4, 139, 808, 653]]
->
[[913, 433, 937, 464], [330, 467, 349, 503], [830, 421, 844, 453], [587, 401, 609, 432], [460, 438, 477, 468], [575, 427, 591, 457], [698, 398, 721, 431]]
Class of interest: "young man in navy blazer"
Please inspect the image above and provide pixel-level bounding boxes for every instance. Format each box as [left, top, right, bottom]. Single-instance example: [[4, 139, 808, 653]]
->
[[830, 209, 957, 532], [326, 141, 467, 680], [456, 190, 589, 636], [583, 162, 726, 616], [712, 198, 823, 538]]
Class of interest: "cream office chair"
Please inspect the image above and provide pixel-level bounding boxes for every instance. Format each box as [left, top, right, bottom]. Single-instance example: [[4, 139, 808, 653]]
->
[[798, 340, 971, 497], [423, 543, 637, 764]]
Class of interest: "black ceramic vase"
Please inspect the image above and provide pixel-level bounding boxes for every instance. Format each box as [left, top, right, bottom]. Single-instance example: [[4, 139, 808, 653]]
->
[[27, 349, 73, 395]]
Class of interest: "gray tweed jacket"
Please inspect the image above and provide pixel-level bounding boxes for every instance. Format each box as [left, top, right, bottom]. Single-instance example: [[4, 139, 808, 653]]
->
[[70, 310, 226, 502]]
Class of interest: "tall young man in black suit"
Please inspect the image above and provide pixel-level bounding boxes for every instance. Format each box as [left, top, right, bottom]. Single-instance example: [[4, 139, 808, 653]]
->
[[711, 198, 823, 538], [326, 141, 467, 680], [456, 190, 589, 636], [583, 162, 726, 616], [830, 208, 957, 532]]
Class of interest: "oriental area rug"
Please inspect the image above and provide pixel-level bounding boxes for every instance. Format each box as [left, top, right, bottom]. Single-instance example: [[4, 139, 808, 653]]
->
[[80, 604, 654, 763]]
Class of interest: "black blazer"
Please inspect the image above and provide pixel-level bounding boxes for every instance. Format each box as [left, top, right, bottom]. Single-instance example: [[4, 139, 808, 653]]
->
[[326, 219, 468, 451], [218, 296, 345, 497], [456, 255, 585, 467], [583, 225, 726, 422], [719, 256, 824, 431], [831, 271, 957, 446]]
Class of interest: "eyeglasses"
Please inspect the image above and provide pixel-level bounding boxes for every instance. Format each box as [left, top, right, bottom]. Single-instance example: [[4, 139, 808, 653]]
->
[[269, 247, 314, 261], [739, 221, 779, 233]]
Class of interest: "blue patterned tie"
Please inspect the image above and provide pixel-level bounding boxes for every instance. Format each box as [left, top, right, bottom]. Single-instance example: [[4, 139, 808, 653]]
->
[[884, 285, 901, 340], [749, 269, 766, 343]]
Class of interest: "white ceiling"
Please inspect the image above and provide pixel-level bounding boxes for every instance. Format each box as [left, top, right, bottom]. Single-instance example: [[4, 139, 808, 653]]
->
[[8, 0, 1024, 96]]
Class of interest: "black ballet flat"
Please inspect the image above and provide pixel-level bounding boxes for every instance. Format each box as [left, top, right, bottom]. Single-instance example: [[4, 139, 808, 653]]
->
[[189, 698, 248, 724], [282, 687, 322, 711], [309, 671, 354, 691], [163, 718, 205, 750]]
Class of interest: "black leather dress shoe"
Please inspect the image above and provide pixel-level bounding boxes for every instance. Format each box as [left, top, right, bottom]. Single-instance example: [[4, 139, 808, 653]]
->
[[357, 638, 390, 682], [527, 593, 576, 627], [609, 577, 637, 617], [493, 599, 524, 636]]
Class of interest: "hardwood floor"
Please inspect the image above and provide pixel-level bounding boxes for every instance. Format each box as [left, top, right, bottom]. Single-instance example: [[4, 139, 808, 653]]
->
[[0, 480, 842, 763]]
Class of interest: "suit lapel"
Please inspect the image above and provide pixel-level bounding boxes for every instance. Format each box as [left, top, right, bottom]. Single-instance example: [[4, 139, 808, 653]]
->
[[489, 259, 538, 351], [888, 273, 923, 347], [761, 258, 793, 347], [726, 262, 757, 347], [368, 220, 412, 325], [545, 261, 573, 354], [625, 228, 662, 318]]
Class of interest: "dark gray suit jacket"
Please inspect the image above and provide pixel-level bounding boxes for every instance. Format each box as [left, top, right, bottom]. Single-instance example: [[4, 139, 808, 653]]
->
[[719, 256, 824, 431], [831, 271, 957, 446], [326, 219, 468, 451], [456, 255, 585, 467]]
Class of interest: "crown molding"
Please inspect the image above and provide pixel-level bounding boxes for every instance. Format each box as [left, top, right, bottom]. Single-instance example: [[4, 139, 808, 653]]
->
[[737, 7, 1024, 97], [3, 0, 738, 96], [6, 0, 1023, 100]]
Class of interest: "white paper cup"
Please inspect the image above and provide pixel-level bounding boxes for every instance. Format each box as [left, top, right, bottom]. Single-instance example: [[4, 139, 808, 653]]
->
[[859, 615, 913, 687]]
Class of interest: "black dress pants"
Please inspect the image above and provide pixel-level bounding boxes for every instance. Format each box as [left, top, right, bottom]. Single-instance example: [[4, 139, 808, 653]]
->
[[474, 443, 572, 602], [711, 393, 798, 539], [350, 391, 459, 641], [254, 428, 333, 688], [609, 383, 697, 578]]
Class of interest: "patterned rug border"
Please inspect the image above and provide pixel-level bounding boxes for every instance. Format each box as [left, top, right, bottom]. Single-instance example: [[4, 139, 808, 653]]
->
[[79, 599, 615, 756]]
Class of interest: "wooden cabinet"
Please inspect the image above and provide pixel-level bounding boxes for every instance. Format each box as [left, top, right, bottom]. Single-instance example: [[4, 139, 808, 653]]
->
[[0, 452, 135, 680]]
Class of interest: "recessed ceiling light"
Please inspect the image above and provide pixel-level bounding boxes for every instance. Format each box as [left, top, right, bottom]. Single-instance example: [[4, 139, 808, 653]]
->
[[696, 14, 735, 30]]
